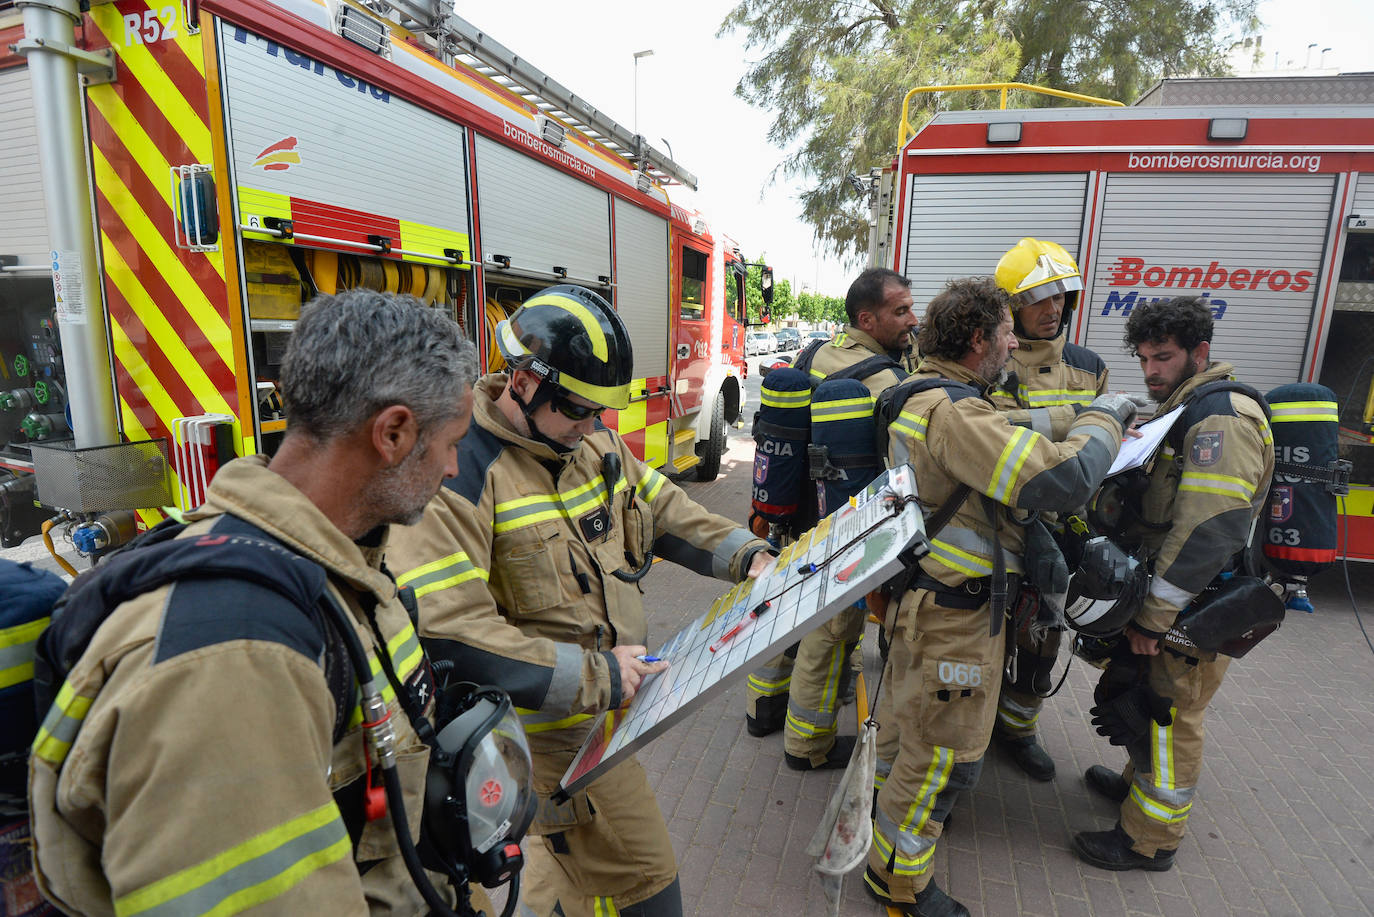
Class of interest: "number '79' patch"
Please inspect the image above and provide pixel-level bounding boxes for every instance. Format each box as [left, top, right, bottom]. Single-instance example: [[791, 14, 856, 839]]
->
[[1191, 430, 1224, 466]]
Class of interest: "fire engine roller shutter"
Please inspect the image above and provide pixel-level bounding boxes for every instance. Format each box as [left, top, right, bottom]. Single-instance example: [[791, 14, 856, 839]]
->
[[903, 173, 1089, 307], [612, 200, 669, 379], [474, 134, 612, 284], [1354, 173, 1374, 224], [0, 66, 49, 267], [1083, 173, 1336, 393], [220, 24, 471, 258]]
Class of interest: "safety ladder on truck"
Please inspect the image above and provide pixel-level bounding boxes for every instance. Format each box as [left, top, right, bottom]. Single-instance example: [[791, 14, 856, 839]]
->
[[367, 0, 698, 190]]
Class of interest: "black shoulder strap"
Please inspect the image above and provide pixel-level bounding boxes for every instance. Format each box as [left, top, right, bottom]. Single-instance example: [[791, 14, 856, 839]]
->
[[34, 516, 355, 742], [872, 376, 980, 534], [791, 338, 827, 378], [1166, 379, 1270, 453], [824, 353, 908, 388]]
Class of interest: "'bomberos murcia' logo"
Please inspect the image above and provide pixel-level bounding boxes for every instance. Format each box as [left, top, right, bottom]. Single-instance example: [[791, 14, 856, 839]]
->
[[253, 137, 301, 171]]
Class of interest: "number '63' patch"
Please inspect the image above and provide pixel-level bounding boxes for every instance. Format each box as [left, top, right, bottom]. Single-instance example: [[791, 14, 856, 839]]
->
[[1191, 430, 1224, 466]]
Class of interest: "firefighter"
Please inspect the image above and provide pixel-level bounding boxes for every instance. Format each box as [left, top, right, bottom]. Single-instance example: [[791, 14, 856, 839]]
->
[[1073, 296, 1274, 872], [864, 278, 1135, 916], [29, 291, 483, 915], [387, 285, 772, 917], [988, 238, 1110, 781], [745, 267, 919, 769]]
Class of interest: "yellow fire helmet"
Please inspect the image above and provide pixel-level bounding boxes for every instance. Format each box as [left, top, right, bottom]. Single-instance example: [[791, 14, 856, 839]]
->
[[994, 238, 1083, 313], [495, 284, 634, 411]]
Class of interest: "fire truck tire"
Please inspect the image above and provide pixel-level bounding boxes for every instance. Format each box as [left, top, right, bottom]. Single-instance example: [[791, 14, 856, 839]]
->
[[695, 392, 726, 481]]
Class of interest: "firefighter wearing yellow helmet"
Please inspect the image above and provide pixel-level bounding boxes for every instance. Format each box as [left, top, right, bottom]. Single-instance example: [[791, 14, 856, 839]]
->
[[988, 239, 1111, 781], [389, 285, 773, 917]]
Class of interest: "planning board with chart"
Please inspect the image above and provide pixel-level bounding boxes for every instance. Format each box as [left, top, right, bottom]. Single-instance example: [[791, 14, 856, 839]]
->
[[560, 464, 929, 795]]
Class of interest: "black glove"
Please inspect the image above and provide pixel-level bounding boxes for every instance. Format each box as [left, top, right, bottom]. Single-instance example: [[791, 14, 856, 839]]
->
[[1090, 663, 1173, 771], [1024, 519, 1068, 627]]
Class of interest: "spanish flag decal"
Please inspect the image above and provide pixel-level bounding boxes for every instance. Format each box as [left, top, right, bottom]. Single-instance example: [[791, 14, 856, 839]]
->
[[253, 137, 300, 171]]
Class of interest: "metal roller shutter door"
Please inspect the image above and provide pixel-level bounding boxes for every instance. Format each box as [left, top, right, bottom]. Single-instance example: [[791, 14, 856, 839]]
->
[[474, 134, 610, 283], [903, 173, 1089, 308], [0, 66, 50, 266], [613, 201, 669, 379], [1353, 173, 1374, 218], [1083, 173, 1335, 393]]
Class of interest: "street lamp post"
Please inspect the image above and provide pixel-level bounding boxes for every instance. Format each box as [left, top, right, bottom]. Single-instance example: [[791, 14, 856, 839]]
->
[[633, 49, 654, 137]]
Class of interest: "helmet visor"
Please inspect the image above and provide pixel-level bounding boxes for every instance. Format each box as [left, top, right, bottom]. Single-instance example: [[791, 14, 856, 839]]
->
[[1008, 275, 1084, 311]]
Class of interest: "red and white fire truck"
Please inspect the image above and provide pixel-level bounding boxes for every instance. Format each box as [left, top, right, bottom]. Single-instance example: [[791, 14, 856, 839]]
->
[[0, 0, 756, 551], [867, 78, 1374, 560]]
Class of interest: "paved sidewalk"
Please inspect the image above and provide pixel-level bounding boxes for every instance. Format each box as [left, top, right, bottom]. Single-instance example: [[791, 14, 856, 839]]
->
[[640, 432, 1374, 917]]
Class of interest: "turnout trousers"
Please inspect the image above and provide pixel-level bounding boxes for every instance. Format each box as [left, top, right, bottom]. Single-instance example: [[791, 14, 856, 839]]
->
[[521, 756, 679, 917], [1115, 650, 1231, 856], [745, 606, 864, 762], [868, 589, 1003, 901]]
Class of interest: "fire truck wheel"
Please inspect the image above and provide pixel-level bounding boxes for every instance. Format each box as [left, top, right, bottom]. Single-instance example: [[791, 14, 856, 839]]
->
[[695, 393, 726, 481]]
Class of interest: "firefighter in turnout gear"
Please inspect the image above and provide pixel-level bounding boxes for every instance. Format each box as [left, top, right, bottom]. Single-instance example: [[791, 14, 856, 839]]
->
[[28, 292, 484, 916], [745, 268, 918, 770], [388, 286, 771, 917], [1074, 296, 1274, 872], [865, 279, 1133, 917], [989, 238, 1110, 781]]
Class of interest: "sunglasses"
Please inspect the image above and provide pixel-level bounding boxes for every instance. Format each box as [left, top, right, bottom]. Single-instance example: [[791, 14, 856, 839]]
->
[[550, 391, 606, 422]]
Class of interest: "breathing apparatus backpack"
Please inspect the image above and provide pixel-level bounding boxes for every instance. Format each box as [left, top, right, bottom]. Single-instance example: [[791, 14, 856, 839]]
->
[[28, 516, 533, 917], [749, 338, 908, 538]]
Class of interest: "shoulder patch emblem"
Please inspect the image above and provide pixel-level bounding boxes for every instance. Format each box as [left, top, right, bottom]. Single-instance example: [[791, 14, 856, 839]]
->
[[1191, 430, 1224, 466]]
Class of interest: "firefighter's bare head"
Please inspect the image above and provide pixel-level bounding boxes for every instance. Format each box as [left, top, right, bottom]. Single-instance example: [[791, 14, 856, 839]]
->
[[846, 268, 917, 353], [1124, 296, 1213, 402], [918, 278, 1018, 382], [275, 289, 477, 530]]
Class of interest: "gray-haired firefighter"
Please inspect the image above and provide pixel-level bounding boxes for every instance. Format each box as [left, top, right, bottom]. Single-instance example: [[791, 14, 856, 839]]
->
[[988, 238, 1111, 780], [865, 278, 1135, 917], [387, 286, 771, 917], [744, 267, 918, 769], [28, 291, 492, 916], [1074, 295, 1274, 872]]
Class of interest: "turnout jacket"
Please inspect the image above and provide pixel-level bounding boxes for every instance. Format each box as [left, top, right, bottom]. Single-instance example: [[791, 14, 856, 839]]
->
[[991, 333, 1109, 440], [886, 357, 1125, 588], [804, 325, 917, 397], [1123, 362, 1275, 637], [29, 456, 436, 917], [388, 375, 767, 766]]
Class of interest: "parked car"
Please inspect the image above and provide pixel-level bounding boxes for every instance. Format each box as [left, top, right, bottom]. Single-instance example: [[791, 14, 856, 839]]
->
[[759, 353, 793, 378], [773, 328, 801, 351], [805, 330, 832, 344], [746, 331, 773, 356]]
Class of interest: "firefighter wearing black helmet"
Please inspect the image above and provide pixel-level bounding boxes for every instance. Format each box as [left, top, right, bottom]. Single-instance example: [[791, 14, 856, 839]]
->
[[389, 286, 772, 917], [1073, 296, 1273, 873], [987, 238, 1112, 781]]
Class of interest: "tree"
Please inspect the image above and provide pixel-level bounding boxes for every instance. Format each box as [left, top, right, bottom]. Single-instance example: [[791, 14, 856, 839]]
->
[[720, 0, 1257, 263]]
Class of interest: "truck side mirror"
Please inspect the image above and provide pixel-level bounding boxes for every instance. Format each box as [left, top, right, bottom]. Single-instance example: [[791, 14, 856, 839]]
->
[[760, 266, 774, 305]]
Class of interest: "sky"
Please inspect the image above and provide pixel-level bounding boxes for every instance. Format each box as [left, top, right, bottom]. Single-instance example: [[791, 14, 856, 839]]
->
[[458, 0, 1374, 298]]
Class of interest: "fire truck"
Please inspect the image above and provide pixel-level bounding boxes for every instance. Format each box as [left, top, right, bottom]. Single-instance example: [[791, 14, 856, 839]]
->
[[0, 0, 761, 553], [865, 78, 1374, 560]]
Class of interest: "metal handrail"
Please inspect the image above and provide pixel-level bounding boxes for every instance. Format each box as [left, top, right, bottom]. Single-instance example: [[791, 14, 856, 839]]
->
[[898, 82, 1123, 147]]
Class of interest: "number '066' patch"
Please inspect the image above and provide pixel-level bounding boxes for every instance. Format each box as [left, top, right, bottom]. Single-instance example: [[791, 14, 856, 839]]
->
[[935, 660, 982, 688]]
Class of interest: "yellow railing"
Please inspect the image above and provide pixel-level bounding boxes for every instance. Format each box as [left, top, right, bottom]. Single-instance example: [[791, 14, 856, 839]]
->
[[898, 82, 1123, 147]]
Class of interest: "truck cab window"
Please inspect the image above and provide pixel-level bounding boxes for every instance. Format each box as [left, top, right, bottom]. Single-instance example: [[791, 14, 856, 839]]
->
[[681, 247, 708, 321]]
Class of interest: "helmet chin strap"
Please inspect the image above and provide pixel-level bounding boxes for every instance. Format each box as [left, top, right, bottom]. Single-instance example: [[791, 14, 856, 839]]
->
[[509, 373, 574, 454]]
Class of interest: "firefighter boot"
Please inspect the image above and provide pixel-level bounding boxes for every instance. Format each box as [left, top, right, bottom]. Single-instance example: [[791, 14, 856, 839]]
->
[[996, 733, 1056, 781], [784, 735, 855, 771], [863, 868, 970, 917], [1073, 824, 1175, 872], [1084, 765, 1129, 803]]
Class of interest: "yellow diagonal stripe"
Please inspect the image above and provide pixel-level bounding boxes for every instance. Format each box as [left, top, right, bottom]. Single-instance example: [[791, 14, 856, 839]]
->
[[86, 84, 226, 283], [102, 235, 234, 420], [94, 147, 235, 373], [90, 7, 211, 163]]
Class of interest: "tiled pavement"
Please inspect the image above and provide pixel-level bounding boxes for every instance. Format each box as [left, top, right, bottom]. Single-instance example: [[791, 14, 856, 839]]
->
[[638, 431, 1374, 917], [5, 428, 1372, 916]]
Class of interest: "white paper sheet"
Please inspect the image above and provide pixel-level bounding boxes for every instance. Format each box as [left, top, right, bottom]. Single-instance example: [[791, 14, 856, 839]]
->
[[1107, 405, 1184, 476]]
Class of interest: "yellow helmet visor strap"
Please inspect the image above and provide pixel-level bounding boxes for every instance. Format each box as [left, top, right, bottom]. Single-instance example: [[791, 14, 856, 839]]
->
[[523, 292, 609, 361]]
